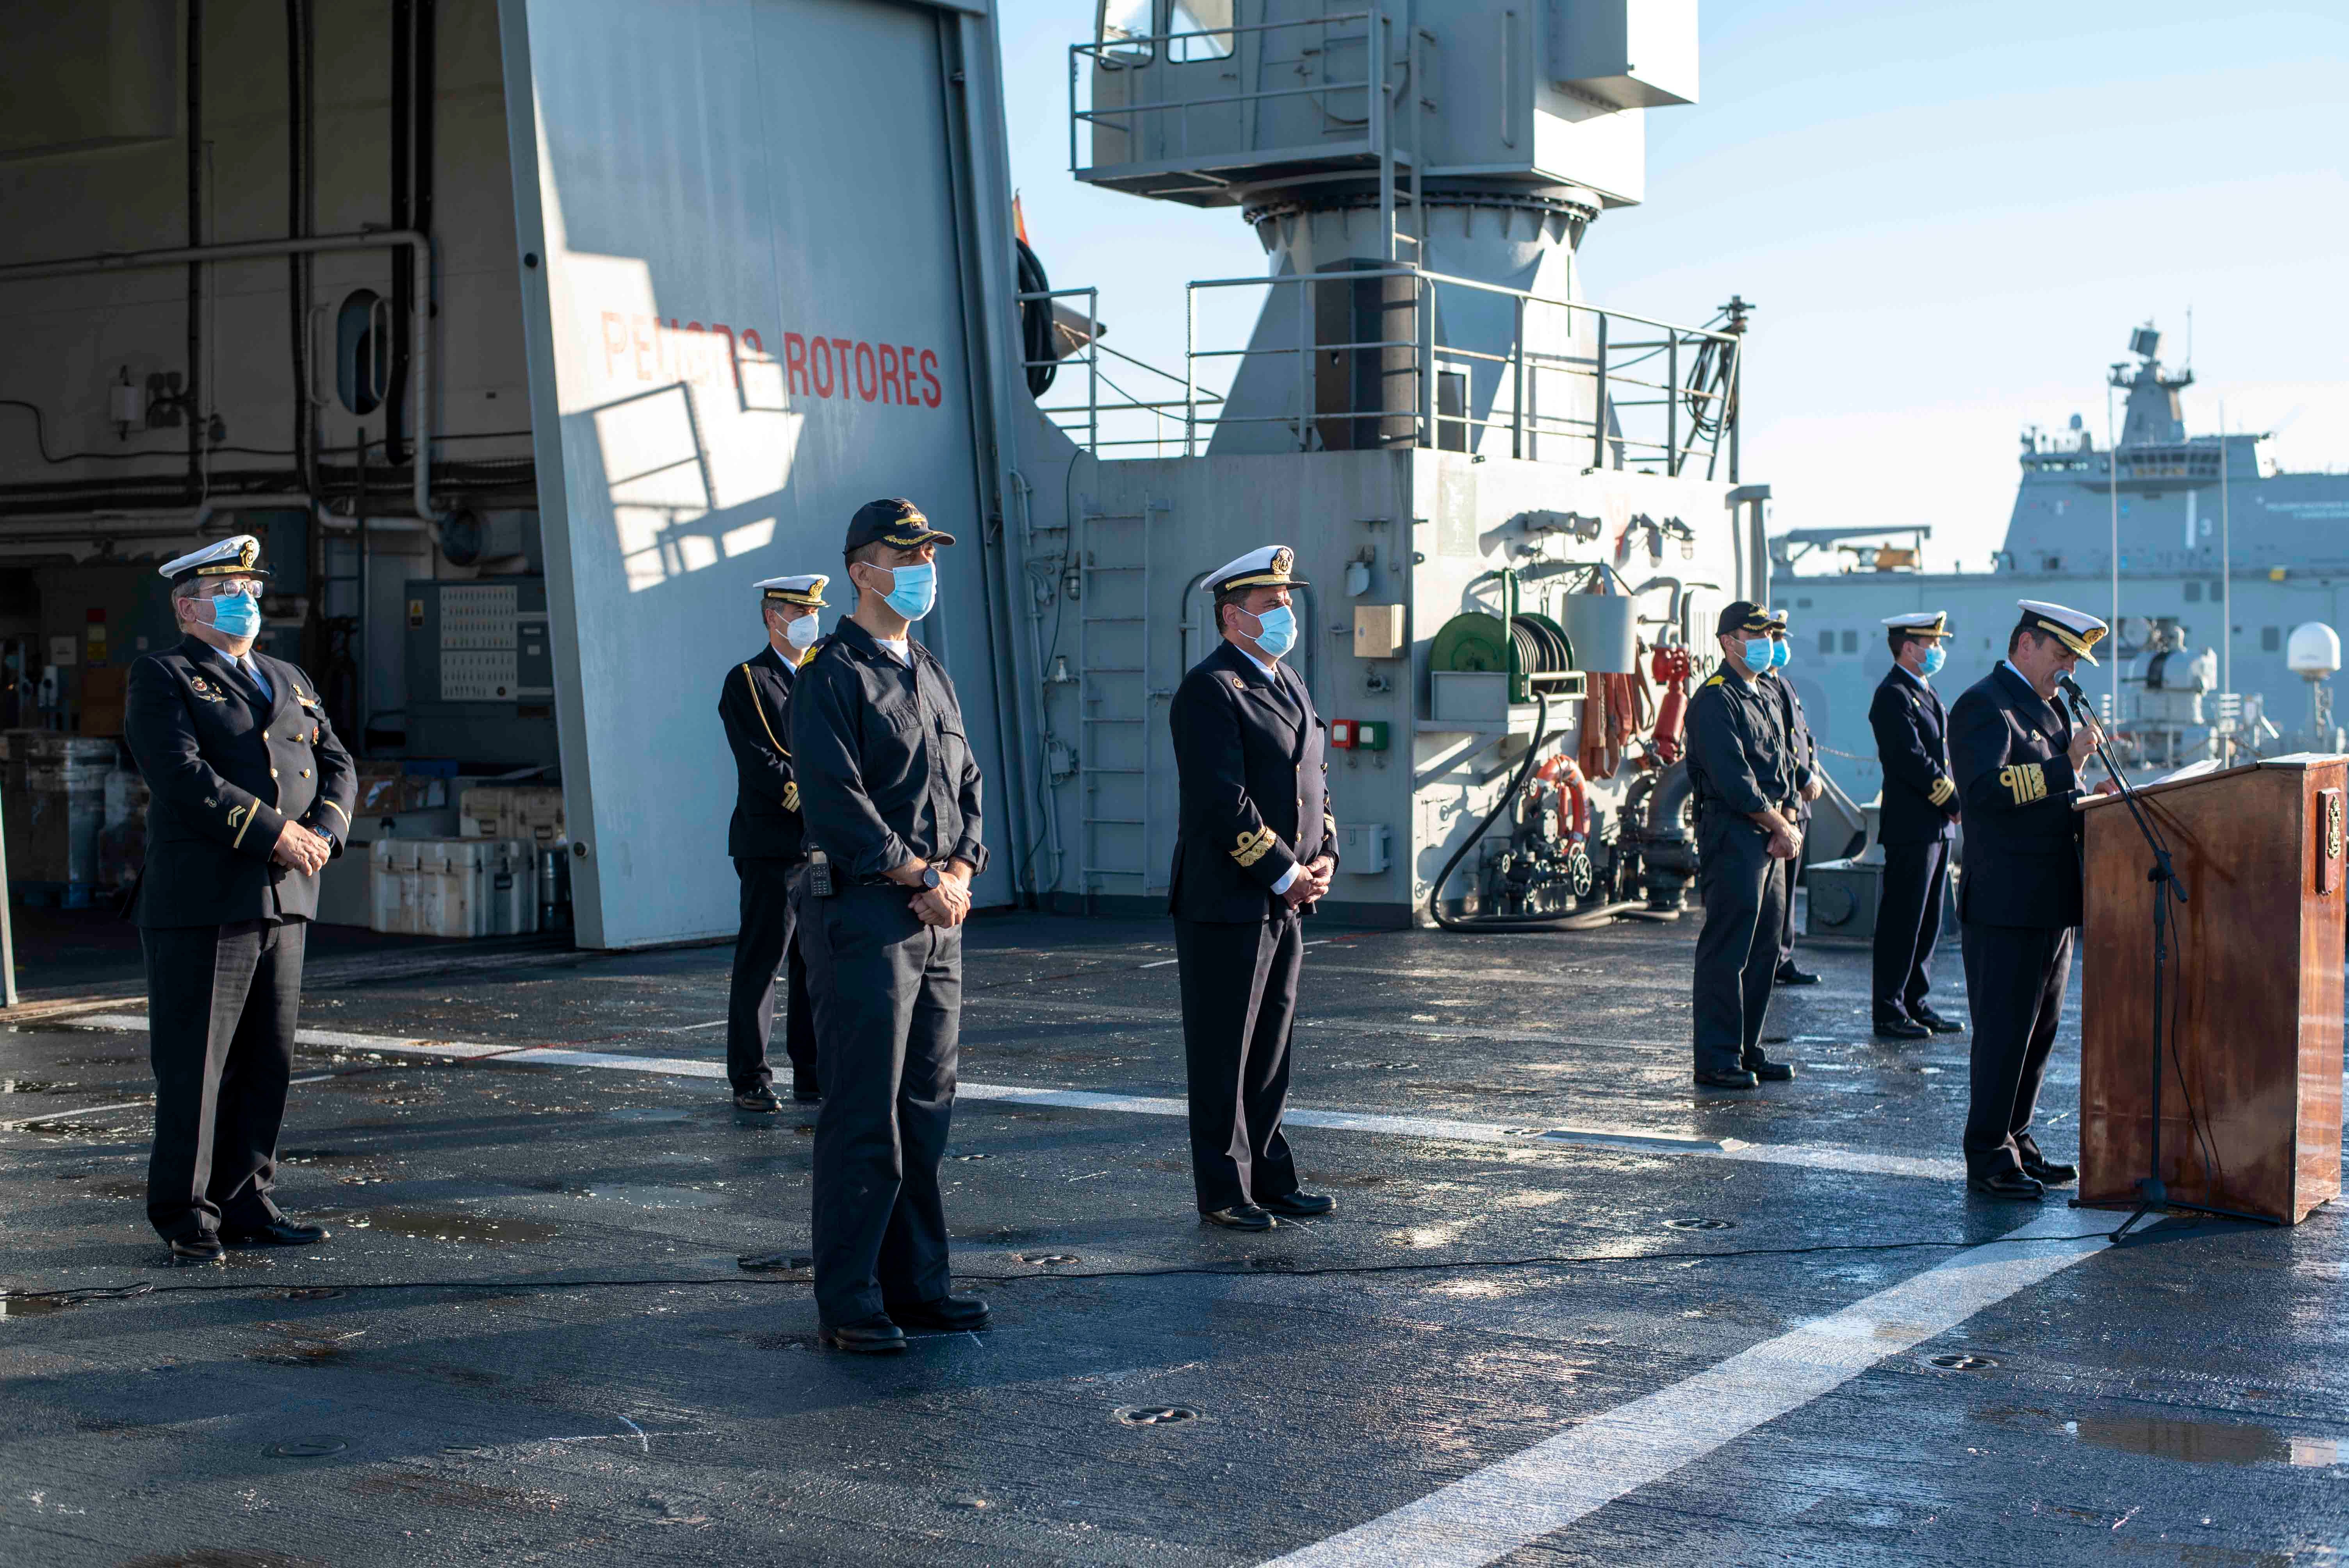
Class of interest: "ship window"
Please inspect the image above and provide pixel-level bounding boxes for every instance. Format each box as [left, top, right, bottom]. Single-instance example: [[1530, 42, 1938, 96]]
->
[[2262, 626, 2281, 652], [2208, 580, 2223, 599], [1096, 0, 1154, 62], [335, 288, 388, 416], [1817, 631, 1834, 656], [1168, 0, 1234, 60], [1436, 372, 1467, 452], [2184, 581, 2201, 602], [1840, 630, 1858, 654]]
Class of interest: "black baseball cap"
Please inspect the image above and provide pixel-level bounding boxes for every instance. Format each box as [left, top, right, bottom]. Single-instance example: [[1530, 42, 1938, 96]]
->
[[1716, 600, 1775, 637], [844, 498, 956, 554]]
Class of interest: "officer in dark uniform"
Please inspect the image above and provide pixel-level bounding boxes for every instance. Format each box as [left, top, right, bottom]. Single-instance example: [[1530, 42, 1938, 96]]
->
[[1869, 611, 1964, 1040], [123, 534, 356, 1263], [1685, 601, 1803, 1090], [1761, 612, 1825, 986], [1168, 546, 1338, 1231], [788, 499, 989, 1353], [718, 572, 828, 1112], [1949, 599, 2112, 1199]]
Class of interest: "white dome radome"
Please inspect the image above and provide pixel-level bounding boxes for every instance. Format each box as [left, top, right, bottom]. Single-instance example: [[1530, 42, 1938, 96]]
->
[[2287, 622, 2341, 678]]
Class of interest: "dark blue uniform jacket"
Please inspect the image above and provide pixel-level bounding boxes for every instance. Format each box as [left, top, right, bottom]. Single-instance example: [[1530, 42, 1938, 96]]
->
[[720, 642, 807, 862], [1870, 664, 1958, 846], [1947, 662, 2085, 927], [1168, 640, 1337, 924], [1685, 671, 1798, 842], [124, 636, 356, 928]]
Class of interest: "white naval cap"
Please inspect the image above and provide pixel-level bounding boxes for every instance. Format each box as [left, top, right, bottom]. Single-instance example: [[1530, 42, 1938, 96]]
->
[[1881, 611, 1950, 638], [2016, 599, 2108, 664], [158, 534, 268, 583], [1203, 545, 1308, 595], [755, 573, 829, 608]]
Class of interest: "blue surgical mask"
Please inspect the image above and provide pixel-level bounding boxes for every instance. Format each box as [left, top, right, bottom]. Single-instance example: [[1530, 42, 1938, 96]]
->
[[1921, 645, 1947, 677], [1248, 604, 1297, 659], [1741, 638, 1773, 674], [875, 561, 936, 622], [1769, 638, 1790, 669], [209, 591, 260, 639]]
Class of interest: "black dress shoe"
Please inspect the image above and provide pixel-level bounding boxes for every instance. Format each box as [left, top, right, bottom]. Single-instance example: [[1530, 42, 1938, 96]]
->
[[1201, 1204, 1276, 1231], [219, 1218, 329, 1247], [733, 1087, 782, 1113], [791, 1080, 822, 1104], [168, 1235, 225, 1265], [1743, 1058, 1797, 1083], [1774, 961, 1821, 986], [1695, 1069, 1760, 1089], [1257, 1190, 1335, 1219], [817, 1315, 907, 1354], [2022, 1156, 2077, 1186], [1873, 1016, 1932, 1041], [1966, 1170, 2047, 1201], [1911, 1007, 1966, 1034], [885, 1294, 991, 1332]]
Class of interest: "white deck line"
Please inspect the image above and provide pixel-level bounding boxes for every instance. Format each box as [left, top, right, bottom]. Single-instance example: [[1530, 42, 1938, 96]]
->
[[1264, 1212, 2110, 1567], [52, 1014, 1965, 1179]]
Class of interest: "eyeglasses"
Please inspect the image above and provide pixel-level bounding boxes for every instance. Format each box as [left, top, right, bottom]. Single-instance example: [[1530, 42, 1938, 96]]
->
[[191, 577, 265, 599]]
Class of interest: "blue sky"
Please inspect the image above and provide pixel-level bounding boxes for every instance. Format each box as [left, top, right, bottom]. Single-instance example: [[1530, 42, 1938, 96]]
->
[[994, 1, 2348, 572]]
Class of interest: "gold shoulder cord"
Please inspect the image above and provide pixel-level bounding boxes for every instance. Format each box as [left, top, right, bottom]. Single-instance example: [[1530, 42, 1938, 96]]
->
[[741, 664, 790, 758]]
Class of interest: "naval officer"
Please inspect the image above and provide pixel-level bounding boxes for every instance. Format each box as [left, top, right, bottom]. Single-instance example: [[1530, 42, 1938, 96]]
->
[[789, 499, 989, 1352], [1869, 612, 1965, 1041], [718, 573, 829, 1112], [1167, 545, 1337, 1230], [1685, 601, 1802, 1090], [1948, 599, 2116, 1199], [123, 535, 355, 1263], [1760, 612, 1824, 986]]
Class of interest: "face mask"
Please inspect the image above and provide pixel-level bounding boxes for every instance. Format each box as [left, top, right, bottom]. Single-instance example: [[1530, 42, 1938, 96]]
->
[[1769, 638, 1790, 669], [870, 561, 936, 622], [1741, 638, 1773, 675], [1246, 604, 1297, 659], [783, 613, 821, 651], [1921, 645, 1947, 677], [209, 592, 260, 640]]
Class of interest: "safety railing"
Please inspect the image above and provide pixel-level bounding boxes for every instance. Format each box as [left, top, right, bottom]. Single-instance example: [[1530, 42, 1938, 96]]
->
[[1018, 285, 1227, 459]]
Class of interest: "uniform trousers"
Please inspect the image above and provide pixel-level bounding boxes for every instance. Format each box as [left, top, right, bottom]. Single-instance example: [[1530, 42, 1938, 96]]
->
[[725, 856, 816, 1094], [1959, 921, 2073, 1177], [798, 880, 960, 1327], [141, 918, 305, 1242], [1777, 803, 1811, 966], [1872, 839, 1950, 1023], [1692, 822, 1787, 1076], [1173, 912, 1303, 1212]]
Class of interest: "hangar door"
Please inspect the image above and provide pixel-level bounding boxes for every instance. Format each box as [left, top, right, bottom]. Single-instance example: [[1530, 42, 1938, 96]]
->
[[502, 0, 1008, 948]]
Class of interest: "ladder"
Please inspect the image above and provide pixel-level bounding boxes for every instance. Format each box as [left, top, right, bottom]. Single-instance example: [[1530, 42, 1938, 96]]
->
[[1076, 496, 1167, 902]]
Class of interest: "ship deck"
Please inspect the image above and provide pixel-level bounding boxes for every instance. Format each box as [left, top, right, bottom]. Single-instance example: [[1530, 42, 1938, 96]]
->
[[2, 908, 2344, 1565]]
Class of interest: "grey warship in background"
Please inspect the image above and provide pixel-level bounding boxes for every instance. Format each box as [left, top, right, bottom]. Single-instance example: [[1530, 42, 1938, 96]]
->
[[1780, 326, 2349, 808]]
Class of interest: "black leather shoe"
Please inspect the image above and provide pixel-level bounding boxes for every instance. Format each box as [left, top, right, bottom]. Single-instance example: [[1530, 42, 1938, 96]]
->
[[886, 1294, 991, 1332], [1743, 1059, 1797, 1083], [1911, 1007, 1966, 1034], [168, 1235, 225, 1265], [817, 1315, 907, 1354], [1773, 961, 1820, 986], [1874, 1016, 1932, 1041], [791, 1080, 822, 1104], [1201, 1204, 1276, 1231], [733, 1087, 782, 1113], [1258, 1190, 1335, 1219], [2022, 1156, 2077, 1186], [1967, 1170, 2047, 1201], [1695, 1069, 1760, 1089], [220, 1218, 329, 1247]]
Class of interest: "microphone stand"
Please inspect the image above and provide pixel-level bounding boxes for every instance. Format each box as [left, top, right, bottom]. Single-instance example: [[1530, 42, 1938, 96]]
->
[[2065, 689, 2276, 1240]]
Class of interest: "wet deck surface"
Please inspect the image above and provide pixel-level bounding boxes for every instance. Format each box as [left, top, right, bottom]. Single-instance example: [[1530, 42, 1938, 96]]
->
[[2, 910, 2343, 1565]]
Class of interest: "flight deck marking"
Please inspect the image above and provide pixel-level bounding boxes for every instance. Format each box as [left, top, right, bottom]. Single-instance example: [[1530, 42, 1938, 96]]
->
[[1262, 1212, 2110, 1568], [55, 1014, 1964, 1179]]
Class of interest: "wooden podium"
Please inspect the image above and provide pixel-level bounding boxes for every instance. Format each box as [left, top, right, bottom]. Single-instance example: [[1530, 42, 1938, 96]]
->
[[2077, 756, 2346, 1223]]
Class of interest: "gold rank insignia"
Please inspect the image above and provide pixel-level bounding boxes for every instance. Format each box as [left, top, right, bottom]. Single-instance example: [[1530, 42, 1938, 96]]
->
[[1230, 675, 1247, 690], [1231, 827, 1276, 867], [187, 675, 224, 703], [1928, 777, 1956, 807], [1997, 763, 2047, 805], [782, 781, 800, 813]]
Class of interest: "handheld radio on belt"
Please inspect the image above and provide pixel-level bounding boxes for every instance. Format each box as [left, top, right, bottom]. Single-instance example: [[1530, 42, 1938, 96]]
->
[[807, 849, 836, 899]]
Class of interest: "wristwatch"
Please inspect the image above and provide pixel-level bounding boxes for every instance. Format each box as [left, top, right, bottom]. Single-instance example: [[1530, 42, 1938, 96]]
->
[[919, 864, 942, 891]]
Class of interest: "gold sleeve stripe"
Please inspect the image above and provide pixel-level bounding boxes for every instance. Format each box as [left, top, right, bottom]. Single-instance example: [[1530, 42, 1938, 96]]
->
[[782, 781, 800, 813], [741, 663, 790, 758], [228, 802, 255, 848], [1231, 828, 1277, 868], [1997, 763, 2047, 805], [319, 799, 351, 825], [1927, 777, 1956, 807]]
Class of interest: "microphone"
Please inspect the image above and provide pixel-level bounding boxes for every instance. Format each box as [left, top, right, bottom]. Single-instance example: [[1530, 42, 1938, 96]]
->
[[2054, 672, 2095, 724]]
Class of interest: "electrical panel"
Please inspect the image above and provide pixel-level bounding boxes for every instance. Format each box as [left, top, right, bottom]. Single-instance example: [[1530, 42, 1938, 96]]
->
[[403, 577, 558, 767]]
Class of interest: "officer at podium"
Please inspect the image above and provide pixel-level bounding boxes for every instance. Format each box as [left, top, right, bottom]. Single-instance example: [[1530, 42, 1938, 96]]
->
[[718, 573, 829, 1112], [1685, 602, 1803, 1090], [1948, 599, 2116, 1199], [124, 534, 356, 1263], [1870, 611, 1965, 1041]]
